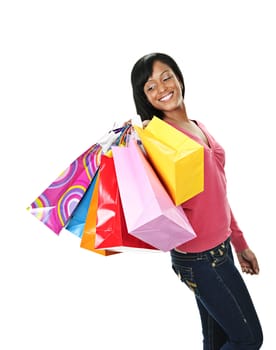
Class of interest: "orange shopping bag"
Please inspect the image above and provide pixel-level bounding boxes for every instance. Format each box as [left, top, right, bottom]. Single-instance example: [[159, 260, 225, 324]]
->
[[79, 125, 133, 256]]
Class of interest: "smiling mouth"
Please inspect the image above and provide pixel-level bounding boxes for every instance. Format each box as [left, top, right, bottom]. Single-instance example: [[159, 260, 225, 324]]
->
[[159, 92, 173, 102]]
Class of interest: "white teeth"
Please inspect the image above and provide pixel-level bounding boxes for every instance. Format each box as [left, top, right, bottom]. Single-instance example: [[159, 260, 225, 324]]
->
[[159, 92, 173, 102]]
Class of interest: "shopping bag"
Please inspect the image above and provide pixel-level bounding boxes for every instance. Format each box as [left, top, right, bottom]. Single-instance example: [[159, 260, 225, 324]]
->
[[28, 143, 102, 234], [80, 167, 120, 256], [134, 116, 204, 205], [27, 125, 128, 235], [65, 169, 99, 238], [112, 139, 196, 252], [94, 154, 157, 252]]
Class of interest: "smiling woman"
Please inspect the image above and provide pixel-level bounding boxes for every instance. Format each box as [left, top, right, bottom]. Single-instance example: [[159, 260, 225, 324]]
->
[[131, 53, 185, 121], [130, 52, 263, 349], [143, 61, 184, 115]]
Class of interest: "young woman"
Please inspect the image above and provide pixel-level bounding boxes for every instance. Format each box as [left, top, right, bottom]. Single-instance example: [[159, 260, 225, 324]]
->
[[130, 53, 263, 349]]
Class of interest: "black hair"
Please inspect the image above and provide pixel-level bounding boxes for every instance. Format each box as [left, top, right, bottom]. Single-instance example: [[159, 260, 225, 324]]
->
[[130, 53, 185, 121]]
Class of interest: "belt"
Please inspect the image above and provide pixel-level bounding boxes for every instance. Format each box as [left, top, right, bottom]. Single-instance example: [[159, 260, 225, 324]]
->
[[172, 237, 231, 256]]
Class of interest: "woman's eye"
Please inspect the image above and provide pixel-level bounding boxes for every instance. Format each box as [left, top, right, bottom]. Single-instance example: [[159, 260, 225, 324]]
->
[[147, 85, 155, 92], [163, 75, 172, 81]]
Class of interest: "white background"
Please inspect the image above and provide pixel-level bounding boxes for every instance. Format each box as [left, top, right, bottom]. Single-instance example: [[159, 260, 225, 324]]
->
[[1, 0, 275, 348]]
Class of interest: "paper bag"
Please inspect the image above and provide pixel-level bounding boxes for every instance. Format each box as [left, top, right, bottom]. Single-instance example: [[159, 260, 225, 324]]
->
[[94, 154, 157, 252], [134, 116, 204, 205], [65, 170, 99, 238], [112, 139, 196, 252], [80, 170, 119, 256], [28, 144, 102, 234]]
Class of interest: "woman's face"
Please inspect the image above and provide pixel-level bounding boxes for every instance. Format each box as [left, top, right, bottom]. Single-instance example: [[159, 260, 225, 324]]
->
[[143, 60, 183, 116]]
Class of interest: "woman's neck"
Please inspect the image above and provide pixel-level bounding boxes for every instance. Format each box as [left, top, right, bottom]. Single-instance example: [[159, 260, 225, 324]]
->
[[163, 103, 189, 124]]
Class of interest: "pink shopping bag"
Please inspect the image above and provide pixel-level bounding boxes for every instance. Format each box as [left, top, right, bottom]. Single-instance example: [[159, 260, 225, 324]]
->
[[111, 139, 197, 252], [94, 154, 157, 252]]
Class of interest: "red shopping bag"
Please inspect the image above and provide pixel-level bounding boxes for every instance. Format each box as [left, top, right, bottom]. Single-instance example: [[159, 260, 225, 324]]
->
[[94, 154, 157, 252], [80, 172, 120, 256]]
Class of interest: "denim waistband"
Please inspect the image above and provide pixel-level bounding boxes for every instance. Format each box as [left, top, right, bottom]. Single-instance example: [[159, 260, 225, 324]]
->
[[171, 237, 231, 262]]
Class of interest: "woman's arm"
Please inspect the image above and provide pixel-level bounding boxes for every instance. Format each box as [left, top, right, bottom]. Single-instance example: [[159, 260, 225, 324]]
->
[[230, 209, 260, 275]]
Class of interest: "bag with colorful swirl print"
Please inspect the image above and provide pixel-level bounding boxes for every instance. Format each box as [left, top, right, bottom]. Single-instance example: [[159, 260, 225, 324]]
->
[[27, 126, 129, 234], [27, 143, 102, 234]]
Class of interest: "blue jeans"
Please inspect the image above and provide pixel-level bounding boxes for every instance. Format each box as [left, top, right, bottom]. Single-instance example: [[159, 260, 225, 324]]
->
[[170, 238, 263, 349]]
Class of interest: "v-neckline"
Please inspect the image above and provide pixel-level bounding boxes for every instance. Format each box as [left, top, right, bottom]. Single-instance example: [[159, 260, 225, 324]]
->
[[165, 119, 212, 150]]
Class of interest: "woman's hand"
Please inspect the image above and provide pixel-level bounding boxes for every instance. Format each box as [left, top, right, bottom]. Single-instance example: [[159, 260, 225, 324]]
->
[[236, 248, 260, 275], [142, 120, 150, 128], [122, 119, 132, 127], [123, 119, 151, 129]]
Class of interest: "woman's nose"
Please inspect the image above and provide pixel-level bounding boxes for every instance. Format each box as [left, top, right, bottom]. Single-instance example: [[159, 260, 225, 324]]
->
[[157, 82, 166, 93]]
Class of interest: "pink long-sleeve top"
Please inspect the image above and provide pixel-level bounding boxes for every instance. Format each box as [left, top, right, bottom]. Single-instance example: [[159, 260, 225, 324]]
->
[[167, 120, 249, 253]]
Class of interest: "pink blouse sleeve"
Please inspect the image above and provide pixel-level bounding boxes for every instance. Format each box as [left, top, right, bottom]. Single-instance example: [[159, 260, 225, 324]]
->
[[230, 209, 249, 252]]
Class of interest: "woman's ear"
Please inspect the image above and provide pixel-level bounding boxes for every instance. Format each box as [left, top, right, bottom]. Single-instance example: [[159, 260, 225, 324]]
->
[[177, 77, 183, 90]]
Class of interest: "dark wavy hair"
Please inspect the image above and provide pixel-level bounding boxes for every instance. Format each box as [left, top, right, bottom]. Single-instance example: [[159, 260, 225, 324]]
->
[[130, 53, 185, 121]]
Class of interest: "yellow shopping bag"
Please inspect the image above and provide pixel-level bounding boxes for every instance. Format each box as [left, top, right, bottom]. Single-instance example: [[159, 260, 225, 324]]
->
[[134, 117, 204, 205]]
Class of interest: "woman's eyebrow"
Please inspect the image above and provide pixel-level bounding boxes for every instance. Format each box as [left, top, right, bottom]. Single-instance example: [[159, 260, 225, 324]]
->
[[147, 69, 170, 82]]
